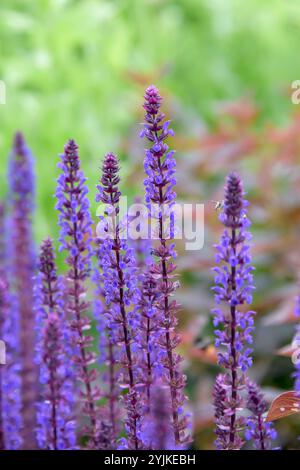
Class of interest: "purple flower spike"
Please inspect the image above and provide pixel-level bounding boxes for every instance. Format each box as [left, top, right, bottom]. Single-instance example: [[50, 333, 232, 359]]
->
[[92, 289, 120, 446], [56, 139, 101, 448], [140, 383, 177, 450], [213, 374, 234, 450], [141, 85, 190, 446], [95, 153, 143, 450], [129, 200, 161, 411], [245, 380, 277, 450], [212, 172, 256, 449], [8, 132, 36, 449], [0, 202, 23, 449], [136, 272, 160, 409], [35, 239, 76, 450]]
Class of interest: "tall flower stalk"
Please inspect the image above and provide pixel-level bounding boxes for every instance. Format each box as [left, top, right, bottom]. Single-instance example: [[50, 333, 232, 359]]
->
[[140, 85, 189, 445], [35, 239, 76, 449], [245, 380, 277, 450], [93, 286, 120, 445], [213, 374, 228, 450], [137, 272, 159, 410], [8, 132, 36, 449], [0, 202, 22, 449], [95, 153, 142, 449], [141, 382, 174, 450], [212, 172, 255, 449], [129, 216, 160, 411], [56, 139, 100, 447]]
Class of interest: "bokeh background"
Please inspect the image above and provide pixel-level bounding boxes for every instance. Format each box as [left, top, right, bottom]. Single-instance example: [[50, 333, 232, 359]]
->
[[1, 0, 300, 449]]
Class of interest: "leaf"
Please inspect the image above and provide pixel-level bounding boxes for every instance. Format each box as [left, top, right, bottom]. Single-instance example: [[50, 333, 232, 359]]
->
[[276, 343, 298, 358], [266, 391, 300, 422]]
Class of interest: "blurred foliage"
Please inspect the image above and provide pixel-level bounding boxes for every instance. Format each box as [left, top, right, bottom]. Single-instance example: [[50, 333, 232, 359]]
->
[[1, 0, 300, 449], [1, 0, 300, 239]]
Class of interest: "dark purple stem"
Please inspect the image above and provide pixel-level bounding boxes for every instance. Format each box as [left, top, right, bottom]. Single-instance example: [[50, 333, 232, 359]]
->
[[257, 415, 266, 450], [70, 177, 98, 446], [229, 228, 237, 445], [109, 186, 138, 450], [107, 341, 117, 438], [155, 137, 179, 443], [145, 316, 152, 406], [39, 240, 59, 449], [43, 317, 60, 450]]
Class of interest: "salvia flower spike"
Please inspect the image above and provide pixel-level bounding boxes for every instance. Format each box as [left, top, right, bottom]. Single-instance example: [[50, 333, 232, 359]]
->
[[35, 239, 76, 449], [212, 171, 255, 449], [129, 222, 160, 411], [8, 132, 37, 449], [245, 380, 277, 450], [213, 374, 229, 450], [93, 281, 120, 445], [0, 203, 22, 449], [95, 153, 142, 449], [56, 139, 101, 447], [141, 382, 176, 450], [136, 271, 160, 410], [141, 85, 189, 445]]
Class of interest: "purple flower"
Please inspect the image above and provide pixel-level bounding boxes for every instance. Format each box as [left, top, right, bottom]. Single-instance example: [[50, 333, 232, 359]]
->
[[128, 213, 161, 411], [92, 289, 120, 446], [212, 172, 256, 449], [140, 382, 177, 450], [55, 139, 101, 448], [135, 271, 162, 411], [213, 374, 239, 450], [140, 85, 190, 445], [95, 153, 143, 450], [0, 202, 22, 449], [245, 380, 277, 450], [35, 239, 76, 449], [8, 132, 37, 449]]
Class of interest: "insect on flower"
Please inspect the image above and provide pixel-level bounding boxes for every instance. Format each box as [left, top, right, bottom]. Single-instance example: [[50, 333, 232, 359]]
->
[[210, 200, 225, 212], [210, 199, 247, 220]]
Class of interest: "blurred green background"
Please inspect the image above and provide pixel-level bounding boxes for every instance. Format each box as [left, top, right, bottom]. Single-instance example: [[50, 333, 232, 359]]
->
[[1, 0, 300, 239], [1, 0, 300, 449]]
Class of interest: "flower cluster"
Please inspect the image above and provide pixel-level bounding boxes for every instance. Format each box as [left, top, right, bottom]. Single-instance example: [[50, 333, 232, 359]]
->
[[0, 313, 23, 450], [245, 380, 277, 450], [140, 383, 175, 450], [213, 374, 230, 450], [56, 139, 101, 448], [8, 132, 37, 449], [129, 221, 158, 408], [0, 201, 23, 450], [35, 239, 76, 449], [136, 272, 160, 409], [212, 172, 255, 449], [141, 85, 189, 445], [93, 281, 120, 446], [0, 87, 285, 451], [95, 153, 143, 450]]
